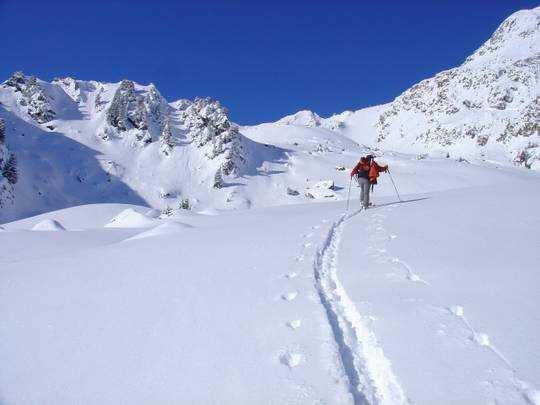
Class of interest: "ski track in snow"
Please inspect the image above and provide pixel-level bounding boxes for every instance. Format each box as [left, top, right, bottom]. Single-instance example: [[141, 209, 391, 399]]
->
[[448, 306, 540, 403], [313, 208, 406, 405]]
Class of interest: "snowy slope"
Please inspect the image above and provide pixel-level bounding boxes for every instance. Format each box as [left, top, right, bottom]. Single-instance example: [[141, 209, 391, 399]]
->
[[376, 7, 540, 168], [0, 5, 539, 405], [2, 73, 494, 223], [0, 72, 390, 222], [1, 7, 538, 223], [1, 163, 539, 404], [273, 7, 539, 169], [339, 184, 540, 404], [0, 75, 282, 221]]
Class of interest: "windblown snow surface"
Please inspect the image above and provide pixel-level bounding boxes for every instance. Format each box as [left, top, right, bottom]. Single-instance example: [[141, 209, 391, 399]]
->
[[1, 5, 540, 405], [1, 154, 539, 405]]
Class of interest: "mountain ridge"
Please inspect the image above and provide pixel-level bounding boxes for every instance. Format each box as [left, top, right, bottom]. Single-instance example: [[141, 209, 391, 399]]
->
[[0, 6, 538, 222]]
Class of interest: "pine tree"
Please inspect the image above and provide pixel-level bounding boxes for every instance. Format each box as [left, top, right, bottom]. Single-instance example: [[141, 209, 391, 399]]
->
[[159, 121, 174, 156], [179, 198, 190, 210], [0, 119, 5, 144], [0, 118, 17, 208], [161, 206, 173, 217], [2, 154, 17, 184], [0, 118, 18, 184], [213, 168, 223, 189]]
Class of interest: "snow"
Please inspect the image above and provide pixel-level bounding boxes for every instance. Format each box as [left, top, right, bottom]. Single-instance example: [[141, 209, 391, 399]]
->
[[1, 5, 538, 224], [104, 208, 157, 228], [0, 5, 538, 404], [124, 220, 191, 241], [276, 110, 323, 127], [31, 218, 66, 231], [1, 161, 539, 404], [337, 177, 540, 404]]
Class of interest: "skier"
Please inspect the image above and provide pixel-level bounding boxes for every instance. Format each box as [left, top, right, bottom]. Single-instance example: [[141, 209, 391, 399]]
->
[[350, 154, 388, 209]]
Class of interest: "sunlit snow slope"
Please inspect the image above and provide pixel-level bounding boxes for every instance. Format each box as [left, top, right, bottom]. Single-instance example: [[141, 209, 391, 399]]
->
[[1, 162, 539, 404], [0, 6, 539, 405], [0, 7, 538, 223]]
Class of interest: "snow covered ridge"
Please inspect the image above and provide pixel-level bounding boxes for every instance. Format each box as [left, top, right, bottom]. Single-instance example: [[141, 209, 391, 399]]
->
[[0, 6, 538, 223], [0, 72, 258, 220], [276, 7, 540, 169], [4, 72, 56, 123], [377, 6, 540, 169], [276, 109, 348, 132]]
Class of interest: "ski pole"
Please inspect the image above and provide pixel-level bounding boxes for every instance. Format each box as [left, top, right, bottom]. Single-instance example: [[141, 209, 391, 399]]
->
[[346, 176, 352, 211], [387, 169, 402, 202]]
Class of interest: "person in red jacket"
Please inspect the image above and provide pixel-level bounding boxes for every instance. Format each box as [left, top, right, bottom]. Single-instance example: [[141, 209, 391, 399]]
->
[[350, 154, 388, 209]]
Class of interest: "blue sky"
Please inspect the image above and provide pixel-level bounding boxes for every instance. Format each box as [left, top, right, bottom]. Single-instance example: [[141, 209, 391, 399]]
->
[[0, 0, 537, 124]]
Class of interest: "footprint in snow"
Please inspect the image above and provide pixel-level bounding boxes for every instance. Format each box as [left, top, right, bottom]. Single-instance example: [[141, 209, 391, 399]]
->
[[285, 272, 297, 279], [473, 333, 491, 347], [407, 273, 424, 283], [303, 242, 312, 248], [392, 258, 430, 285], [287, 319, 302, 330], [282, 291, 298, 301], [280, 351, 303, 368], [449, 305, 465, 317]]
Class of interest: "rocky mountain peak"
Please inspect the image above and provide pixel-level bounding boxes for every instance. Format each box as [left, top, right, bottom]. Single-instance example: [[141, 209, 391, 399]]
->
[[3, 71, 56, 124]]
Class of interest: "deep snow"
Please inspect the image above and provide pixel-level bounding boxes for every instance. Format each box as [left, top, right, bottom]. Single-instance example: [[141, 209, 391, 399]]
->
[[0, 7, 538, 222], [1, 161, 539, 404], [0, 5, 539, 404]]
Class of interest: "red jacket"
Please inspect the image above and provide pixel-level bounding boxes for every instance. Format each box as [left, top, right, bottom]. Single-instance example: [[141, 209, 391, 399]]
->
[[351, 158, 388, 184]]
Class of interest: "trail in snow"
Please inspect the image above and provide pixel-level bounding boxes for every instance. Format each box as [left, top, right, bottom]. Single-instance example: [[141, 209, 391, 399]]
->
[[313, 208, 406, 405], [448, 306, 540, 404]]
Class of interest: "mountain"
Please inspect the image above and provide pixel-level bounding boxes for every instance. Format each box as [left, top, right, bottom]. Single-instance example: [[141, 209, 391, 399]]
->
[[0, 6, 538, 223], [1, 163, 539, 405], [0, 73, 374, 222], [0, 74, 277, 221], [1, 7, 540, 404], [277, 7, 540, 168]]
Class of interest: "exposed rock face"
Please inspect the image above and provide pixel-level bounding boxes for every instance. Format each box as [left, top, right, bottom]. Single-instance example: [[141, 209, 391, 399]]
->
[[106, 80, 147, 131], [102, 80, 169, 143], [0, 71, 259, 218], [377, 7, 540, 168], [4, 72, 55, 124], [182, 97, 246, 176]]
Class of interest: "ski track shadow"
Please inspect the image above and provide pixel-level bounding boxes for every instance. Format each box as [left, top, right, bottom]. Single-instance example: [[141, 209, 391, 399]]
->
[[375, 197, 429, 208], [221, 182, 245, 188]]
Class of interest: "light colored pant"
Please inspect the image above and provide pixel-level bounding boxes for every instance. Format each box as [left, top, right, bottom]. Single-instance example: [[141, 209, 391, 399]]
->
[[356, 177, 371, 208]]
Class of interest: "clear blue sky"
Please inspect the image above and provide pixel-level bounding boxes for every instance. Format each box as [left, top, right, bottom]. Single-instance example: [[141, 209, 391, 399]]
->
[[0, 0, 537, 124]]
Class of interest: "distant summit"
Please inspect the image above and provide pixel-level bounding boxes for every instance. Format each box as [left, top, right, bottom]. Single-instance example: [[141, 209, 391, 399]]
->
[[276, 6, 540, 169]]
